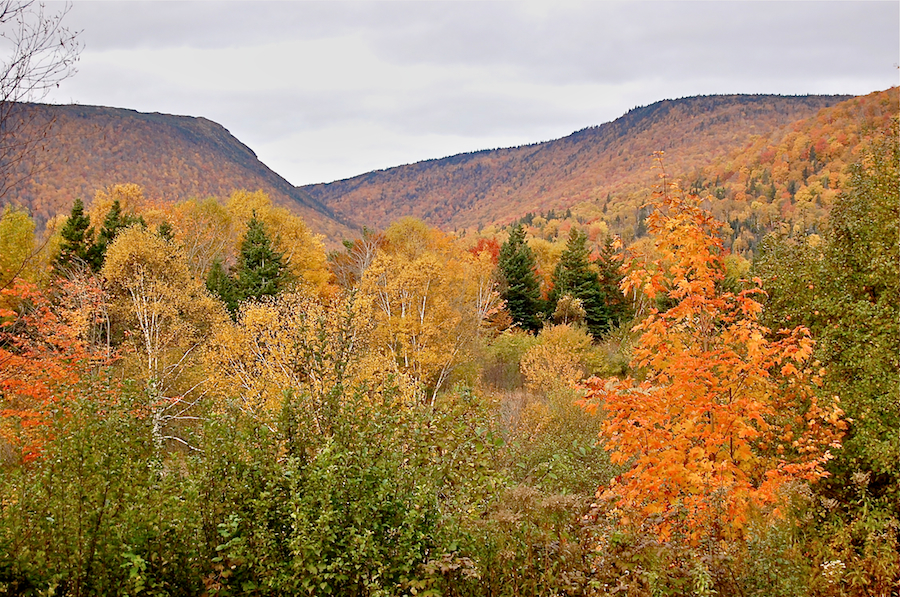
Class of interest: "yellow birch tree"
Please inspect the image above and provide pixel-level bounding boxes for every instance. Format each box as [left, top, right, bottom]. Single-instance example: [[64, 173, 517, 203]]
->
[[102, 225, 227, 449], [359, 218, 500, 405]]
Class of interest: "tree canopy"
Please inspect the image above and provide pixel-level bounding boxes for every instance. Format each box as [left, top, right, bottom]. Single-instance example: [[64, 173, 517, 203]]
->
[[549, 228, 619, 338]]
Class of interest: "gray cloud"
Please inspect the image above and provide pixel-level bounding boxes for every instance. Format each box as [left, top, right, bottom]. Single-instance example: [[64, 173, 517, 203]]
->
[[62, 1, 354, 49], [366, 2, 898, 84], [42, 1, 900, 185], [66, 2, 899, 80]]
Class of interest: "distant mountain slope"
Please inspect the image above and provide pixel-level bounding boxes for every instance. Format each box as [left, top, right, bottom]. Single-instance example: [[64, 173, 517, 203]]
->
[[1, 103, 353, 240], [491, 89, 896, 260], [700, 88, 897, 203], [300, 94, 850, 232], [690, 88, 898, 253]]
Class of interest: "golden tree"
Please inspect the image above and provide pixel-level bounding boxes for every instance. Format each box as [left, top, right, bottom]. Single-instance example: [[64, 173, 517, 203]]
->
[[359, 218, 500, 405], [205, 289, 422, 440], [520, 323, 593, 396], [0, 204, 36, 292], [102, 225, 226, 449], [86, 183, 148, 233], [208, 292, 361, 422], [170, 196, 234, 278]]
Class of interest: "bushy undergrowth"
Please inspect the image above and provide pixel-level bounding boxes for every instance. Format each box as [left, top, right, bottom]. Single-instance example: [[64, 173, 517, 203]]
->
[[1, 338, 895, 596], [0, 377, 204, 596], [0, 376, 448, 596]]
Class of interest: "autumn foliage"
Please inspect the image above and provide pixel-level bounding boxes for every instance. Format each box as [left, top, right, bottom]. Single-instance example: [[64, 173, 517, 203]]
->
[[580, 167, 846, 542], [0, 93, 895, 594], [0, 279, 96, 461], [302, 95, 847, 234]]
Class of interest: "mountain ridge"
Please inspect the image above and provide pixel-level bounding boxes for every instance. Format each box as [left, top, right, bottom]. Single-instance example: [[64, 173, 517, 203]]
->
[[1, 102, 350, 239], [2, 91, 887, 248], [299, 93, 852, 232]]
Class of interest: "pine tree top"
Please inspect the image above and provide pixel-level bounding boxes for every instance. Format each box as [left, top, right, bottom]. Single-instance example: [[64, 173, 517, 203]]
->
[[236, 215, 290, 300]]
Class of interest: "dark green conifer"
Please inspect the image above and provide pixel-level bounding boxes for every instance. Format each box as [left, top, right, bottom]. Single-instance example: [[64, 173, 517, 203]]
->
[[498, 224, 543, 333], [594, 237, 631, 328], [206, 217, 290, 318], [549, 228, 618, 338], [206, 257, 239, 316], [235, 215, 291, 302], [55, 197, 94, 272], [89, 200, 145, 270]]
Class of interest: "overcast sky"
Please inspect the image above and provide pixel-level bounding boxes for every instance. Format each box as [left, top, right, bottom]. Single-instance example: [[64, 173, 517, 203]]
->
[[41, 1, 900, 186]]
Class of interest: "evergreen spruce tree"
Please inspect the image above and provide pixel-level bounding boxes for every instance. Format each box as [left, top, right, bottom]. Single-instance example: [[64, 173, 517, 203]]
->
[[498, 224, 543, 332], [549, 228, 614, 338], [55, 197, 94, 272], [206, 257, 239, 316], [89, 200, 145, 270], [594, 236, 631, 328], [235, 215, 291, 302], [205, 217, 290, 318]]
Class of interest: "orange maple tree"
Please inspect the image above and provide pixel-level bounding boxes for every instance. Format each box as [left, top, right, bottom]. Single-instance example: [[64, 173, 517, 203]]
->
[[0, 277, 102, 461], [579, 169, 845, 542]]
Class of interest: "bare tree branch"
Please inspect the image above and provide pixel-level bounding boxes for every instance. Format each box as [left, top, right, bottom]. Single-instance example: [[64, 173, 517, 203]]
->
[[0, 1, 81, 201]]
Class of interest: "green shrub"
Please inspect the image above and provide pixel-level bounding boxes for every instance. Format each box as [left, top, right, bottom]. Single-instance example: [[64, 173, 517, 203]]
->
[[0, 376, 204, 596]]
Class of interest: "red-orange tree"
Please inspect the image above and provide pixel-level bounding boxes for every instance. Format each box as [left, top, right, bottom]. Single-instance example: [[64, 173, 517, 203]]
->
[[580, 174, 845, 542], [0, 278, 98, 462]]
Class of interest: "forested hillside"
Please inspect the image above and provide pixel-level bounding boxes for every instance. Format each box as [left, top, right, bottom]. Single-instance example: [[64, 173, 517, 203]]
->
[[0, 103, 352, 239], [3, 91, 893, 256], [300, 94, 849, 232], [477, 89, 897, 262], [694, 88, 898, 254]]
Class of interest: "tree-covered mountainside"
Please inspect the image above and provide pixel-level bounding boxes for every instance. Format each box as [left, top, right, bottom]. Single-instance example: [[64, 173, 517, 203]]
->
[[1, 91, 893, 253], [0, 103, 353, 240], [692, 88, 898, 254], [299, 94, 851, 232]]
